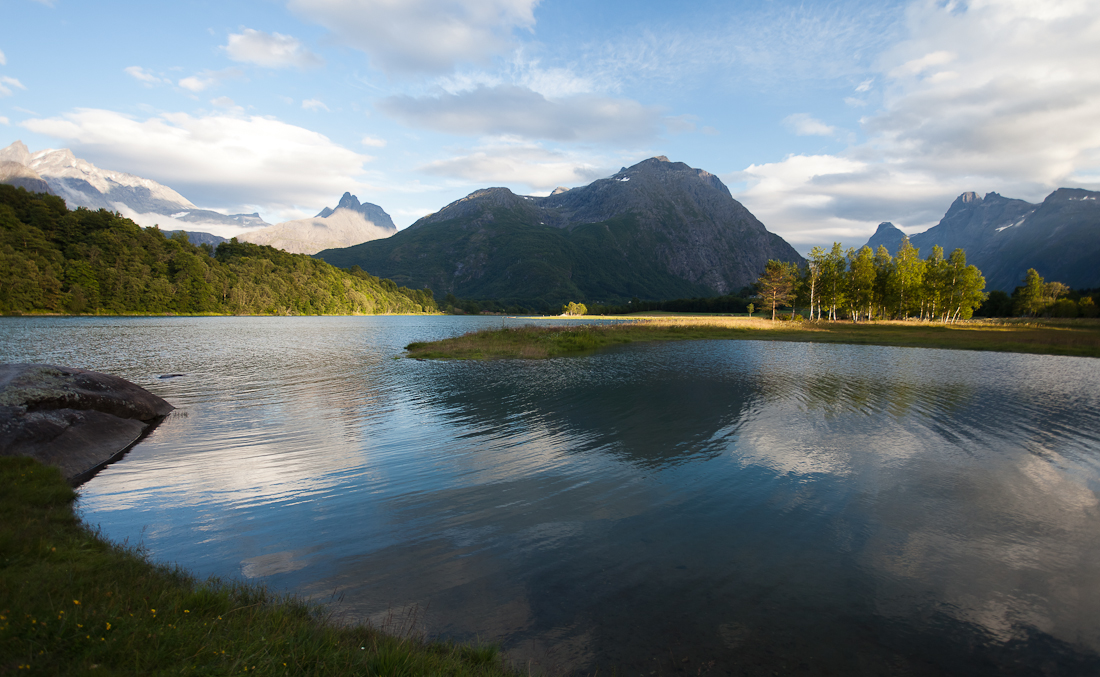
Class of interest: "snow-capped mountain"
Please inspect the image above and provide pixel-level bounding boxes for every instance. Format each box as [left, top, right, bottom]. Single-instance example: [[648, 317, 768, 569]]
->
[[0, 141, 270, 237]]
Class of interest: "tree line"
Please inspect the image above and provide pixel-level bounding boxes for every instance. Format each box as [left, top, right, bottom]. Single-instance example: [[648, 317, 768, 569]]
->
[[978, 269, 1098, 318], [758, 239, 986, 321], [758, 240, 1099, 321], [0, 185, 437, 316]]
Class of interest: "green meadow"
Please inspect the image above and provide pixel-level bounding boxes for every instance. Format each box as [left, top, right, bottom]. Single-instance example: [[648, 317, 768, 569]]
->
[[405, 316, 1100, 360], [0, 457, 514, 676]]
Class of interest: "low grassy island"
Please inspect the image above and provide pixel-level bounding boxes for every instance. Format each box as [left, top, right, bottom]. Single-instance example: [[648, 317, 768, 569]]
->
[[405, 316, 1100, 360], [0, 457, 513, 676]]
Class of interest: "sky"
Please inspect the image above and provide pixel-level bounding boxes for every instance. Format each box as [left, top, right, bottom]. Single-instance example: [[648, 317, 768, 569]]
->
[[2, 0, 1099, 252]]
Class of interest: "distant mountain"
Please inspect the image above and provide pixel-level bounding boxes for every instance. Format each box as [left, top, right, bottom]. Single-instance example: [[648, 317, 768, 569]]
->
[[862, 189, 1100, 291], [317, 156, 803, 307], [0, 140, 270, 236], [865, 222, 906, 253], [0, 160, 51, 194], [315, 192, 396, 229], [240, 192, 396, 255], [163, 230, 228, 248]]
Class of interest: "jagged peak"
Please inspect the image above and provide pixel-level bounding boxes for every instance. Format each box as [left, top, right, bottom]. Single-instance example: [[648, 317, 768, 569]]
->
[[0, 140, 31, 165], [873, 221, 902, 233], [551, 186, 570, 195], [336, 191, 361, 210]]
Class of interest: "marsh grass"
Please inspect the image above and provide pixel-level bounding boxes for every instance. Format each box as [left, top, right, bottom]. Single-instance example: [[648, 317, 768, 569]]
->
[[0, 457, 513, 676], [405, 316, 1100, 360]]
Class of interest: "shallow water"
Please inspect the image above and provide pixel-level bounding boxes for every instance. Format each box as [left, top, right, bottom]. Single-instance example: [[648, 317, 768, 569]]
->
[[3, 316, 1100, 675]]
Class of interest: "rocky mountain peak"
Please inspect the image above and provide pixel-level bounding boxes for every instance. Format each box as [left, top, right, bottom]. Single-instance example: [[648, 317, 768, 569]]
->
[[551, 186, 570, 195], [336, 191, 362, 211], [945, 191, 983, 217], [313, 192, 396, 231], [865, 222, 907, 253], [0, 140, 31, 165]]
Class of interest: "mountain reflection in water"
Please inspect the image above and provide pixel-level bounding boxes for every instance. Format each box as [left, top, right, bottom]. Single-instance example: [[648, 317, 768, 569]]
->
[[2, 316, 1099, 676]]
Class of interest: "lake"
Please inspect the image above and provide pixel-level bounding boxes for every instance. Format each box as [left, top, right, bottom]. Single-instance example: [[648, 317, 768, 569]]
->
[[3, 315, 1100, 675]]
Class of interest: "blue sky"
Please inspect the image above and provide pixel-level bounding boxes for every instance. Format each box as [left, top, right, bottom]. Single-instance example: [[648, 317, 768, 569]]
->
[[3, 0, 1099, 252]]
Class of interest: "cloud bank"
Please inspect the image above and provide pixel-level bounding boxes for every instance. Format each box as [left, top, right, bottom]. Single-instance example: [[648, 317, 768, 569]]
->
[[734, 0, 1100, 250], [380, 85, 662, 144], [22, 108, 372, 219]]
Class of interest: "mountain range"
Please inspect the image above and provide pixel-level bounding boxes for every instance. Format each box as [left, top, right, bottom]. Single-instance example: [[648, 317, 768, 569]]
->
[[0, 141, 267, 234], [865, 188, 1100, 292], [316, 156, 803, 307], [0, 141, 394, 255]]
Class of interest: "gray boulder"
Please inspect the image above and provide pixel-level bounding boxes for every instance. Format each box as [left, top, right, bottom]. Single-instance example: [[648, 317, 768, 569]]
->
[[0, 364, 174, 483]]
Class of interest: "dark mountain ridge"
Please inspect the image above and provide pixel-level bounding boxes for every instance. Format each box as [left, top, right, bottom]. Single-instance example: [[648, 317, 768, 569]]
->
[[318, 157, 802, 307], [863, 188, 1100, 291]]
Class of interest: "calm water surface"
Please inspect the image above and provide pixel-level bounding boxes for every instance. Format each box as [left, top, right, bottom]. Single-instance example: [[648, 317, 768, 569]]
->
[[3, 316, 1100, 675]]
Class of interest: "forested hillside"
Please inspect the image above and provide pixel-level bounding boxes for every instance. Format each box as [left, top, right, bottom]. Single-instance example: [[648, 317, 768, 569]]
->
[[0, 186, 435, 315]]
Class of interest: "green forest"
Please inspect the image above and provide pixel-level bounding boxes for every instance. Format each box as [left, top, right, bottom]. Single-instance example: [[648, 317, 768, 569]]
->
[[0, 186, 437, 316]]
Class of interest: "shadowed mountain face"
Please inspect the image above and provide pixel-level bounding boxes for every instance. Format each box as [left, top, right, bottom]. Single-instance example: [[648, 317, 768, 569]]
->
[[863, 189, 1100, 292], [317, 157, 803, 307], [865, 222, 906, 253]]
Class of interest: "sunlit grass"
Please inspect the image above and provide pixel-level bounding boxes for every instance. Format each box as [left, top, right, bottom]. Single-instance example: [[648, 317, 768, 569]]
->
[[0, 456, 514, 676], [406, 316, 1100, 360]]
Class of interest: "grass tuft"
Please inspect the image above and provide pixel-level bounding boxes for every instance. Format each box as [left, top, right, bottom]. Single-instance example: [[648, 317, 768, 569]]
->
[[0, 456, 516, 676]]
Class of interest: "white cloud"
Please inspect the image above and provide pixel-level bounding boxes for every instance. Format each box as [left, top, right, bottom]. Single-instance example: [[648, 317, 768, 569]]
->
[[419, 141, 606, 190], [125, 66, 167, 86], [361, 135, 386, 147], [891, 49, 956, 77], [0, 48, 6, 66], [731, 154, 959, 250], [287, 0, 539, 74], [210, 96, 242, 112], [783, 113, 837, 136], [0, 75, 26, 97], [21, 108, 373, 219], [0, 116, 9, 125], [179, 75, 215, 93], [177, 68, 241, 93], [379, 85, 662, 143], [302, 98, 330, 111], [224, 28, 323, 69], [855, 78, 874, 92], [733, 0, 1100, 251]]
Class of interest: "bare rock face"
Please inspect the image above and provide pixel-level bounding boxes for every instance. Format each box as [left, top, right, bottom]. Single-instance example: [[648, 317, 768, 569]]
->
[[0, 364, 174, 483]]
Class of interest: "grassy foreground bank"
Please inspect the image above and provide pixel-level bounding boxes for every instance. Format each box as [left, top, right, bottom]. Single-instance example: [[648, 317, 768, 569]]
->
[[405, 316, 1100, 359], [0, 457, 512, 676]]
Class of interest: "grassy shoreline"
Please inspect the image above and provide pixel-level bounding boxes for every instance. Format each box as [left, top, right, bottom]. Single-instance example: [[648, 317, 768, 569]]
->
[[405, 316, 1100, 360], [0, 457, 513, 676]]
